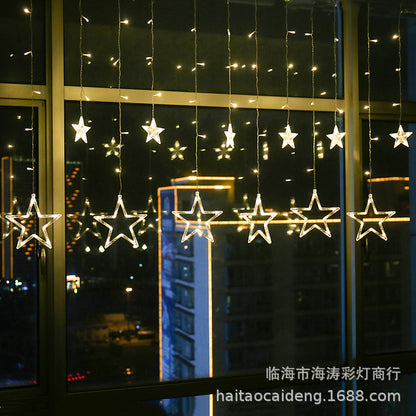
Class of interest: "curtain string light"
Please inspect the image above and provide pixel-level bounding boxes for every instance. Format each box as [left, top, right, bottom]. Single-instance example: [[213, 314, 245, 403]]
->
[[224, 0, 236, 148], [93, 0, 146, 249], [141, 0, 164, 144], [389, 0, 413, 147], [72, 0, 90, 143], [290, 1, 339, 238], [347, 3, 395, 241], [172, 0, 223, 243], [326, 0, 345, 149], [238, 0, 277, 245], [6, 0, 61, 250], [279, 0, 298, 149]]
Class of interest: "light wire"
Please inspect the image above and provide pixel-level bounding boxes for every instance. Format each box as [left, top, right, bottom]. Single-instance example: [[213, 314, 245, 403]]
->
[[30, 0, 35, 195], [333, 0, 338, 126], [311, 1, 316, 190], [254, 0, 260, 195], [151, 0, 155, 119], [285, 0, 290, 125], [398, 1, 403, 125], [227, 0, 232, 126], [193, 0, 199, 189], [367, 3, 373, 194], [117, 0, 123, 195]]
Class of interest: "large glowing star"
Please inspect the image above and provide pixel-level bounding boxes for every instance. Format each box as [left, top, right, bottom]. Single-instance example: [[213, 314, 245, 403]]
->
[[172, 191, 222, 243], [326, 125, 346, 149], [5, 193, 61, 249], [94, 195, 146, 249], [389, 125, 413, 148], [141, 117, 164, 144], [239, 193, 277, 244], [224, 123, 236, 148], [72, 115, 91, 143], [347, 194, 395, 241], [279, 124, 298, 149], [290, 189, 339, 238]]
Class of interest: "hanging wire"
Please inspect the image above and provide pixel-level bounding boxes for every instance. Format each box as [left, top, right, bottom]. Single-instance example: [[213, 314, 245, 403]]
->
[[367, 2, 373, 194], [150, 0, 155, 119], [79, 0, 84, 117], [398, 1, 403, 126], [193, 0, 199, 188], [117, 0, 123, 195], [227, 0, 232, 126], [285, 0, 290, 125], [29, 0, 35, 196], [333, 0, 338, 126], [311, 1, 317, 190], [254, 0, 260, 195]]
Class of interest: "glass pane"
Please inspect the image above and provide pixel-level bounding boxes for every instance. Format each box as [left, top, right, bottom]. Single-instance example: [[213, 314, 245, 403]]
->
[[65, 101, 343, 389], [158, 383, 344, 416], [358, 2, 416, 102], [359, 373, 416, 416], [361, 120, 416, 354], [0, 106, 39, 388], [0, 1, 46, 84], [64, 0, 340, 98]]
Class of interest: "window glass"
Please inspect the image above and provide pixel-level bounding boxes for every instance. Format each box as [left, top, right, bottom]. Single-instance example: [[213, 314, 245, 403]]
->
[[64, 0, 340, 98], [0, 0, 46, 84], [358, 2, 416, 102], [361, 120, 415, 354], [65, 101, 343, 389], [358, 373, 416, 416], [0, 106, 39, 388]]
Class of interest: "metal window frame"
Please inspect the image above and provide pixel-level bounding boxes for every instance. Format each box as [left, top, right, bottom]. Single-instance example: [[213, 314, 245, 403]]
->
[[0, 0, 415, 415]]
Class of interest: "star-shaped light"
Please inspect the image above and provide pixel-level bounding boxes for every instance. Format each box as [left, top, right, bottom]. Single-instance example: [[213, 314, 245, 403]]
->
[[326, 125, 346, 149], [72, 115, 91, 143], [93, 194, 146, 249], [5, 193, 62, 249], [347, 193, 396, 241], [168, 140, 187, 160], [389, 125, 413, 148], [239, 193, 277, 244], [142, 117, 164, 144], [279, 124, 298, 149], [172, 191, 222, 243], [75, 198, 102, 240], [290, 189, 340, 238], [224, 123, 236, 148], [214, 142, 233, 160], [103, 137, 123, 157]]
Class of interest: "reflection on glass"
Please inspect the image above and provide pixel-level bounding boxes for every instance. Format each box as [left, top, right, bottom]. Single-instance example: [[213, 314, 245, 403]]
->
[[65, 101, 342, 389], [0, 106, 39, 388]]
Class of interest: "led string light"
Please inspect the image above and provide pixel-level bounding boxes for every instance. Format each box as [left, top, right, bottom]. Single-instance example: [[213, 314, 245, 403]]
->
[[94, 0, 146, 249], [239, 0, 277, 245], [279, 0, 298, 149], [326, 0, 345, 149], [141, 0, 164, 144], [172, 0, 223, 243], [347, 4, 395, 241], [389, 1, 413, 147], [72, 0, 91, 143], [224, 0, 236, 149], [291, 1, 339, 238], [6, 0, 61, 249]]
